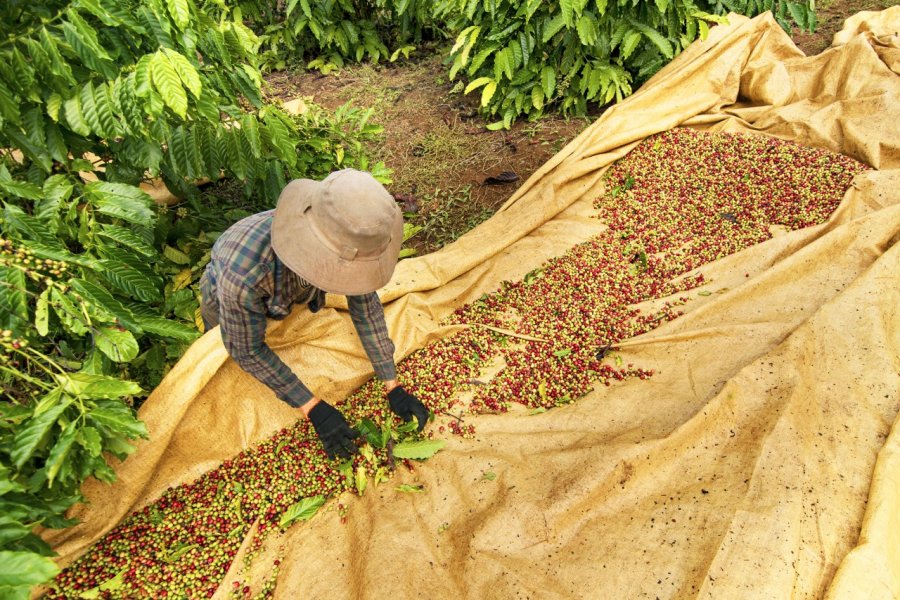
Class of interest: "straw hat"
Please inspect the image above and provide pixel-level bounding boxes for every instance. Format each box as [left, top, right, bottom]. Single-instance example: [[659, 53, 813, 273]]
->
[[271, 169, 403, 295]]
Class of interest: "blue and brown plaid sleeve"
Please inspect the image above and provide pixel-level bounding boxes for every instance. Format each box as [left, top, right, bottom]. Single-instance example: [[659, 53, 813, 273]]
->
[[217, 269, 315, 408], [348, 293, 397, 381]]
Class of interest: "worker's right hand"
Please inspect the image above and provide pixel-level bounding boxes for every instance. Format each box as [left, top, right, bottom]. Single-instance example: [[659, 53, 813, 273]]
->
[[306, 401, 360, 460]]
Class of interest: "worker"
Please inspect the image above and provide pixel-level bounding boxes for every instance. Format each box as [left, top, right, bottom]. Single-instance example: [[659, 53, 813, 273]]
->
[[199, 169, 429, 459]]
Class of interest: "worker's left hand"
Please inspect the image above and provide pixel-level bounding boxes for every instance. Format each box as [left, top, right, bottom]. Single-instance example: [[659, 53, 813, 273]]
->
[[387, 386, 430, 432]]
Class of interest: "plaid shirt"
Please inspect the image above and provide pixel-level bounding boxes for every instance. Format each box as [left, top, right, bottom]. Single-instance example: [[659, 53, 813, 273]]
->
[[200, 210, 397, 408]]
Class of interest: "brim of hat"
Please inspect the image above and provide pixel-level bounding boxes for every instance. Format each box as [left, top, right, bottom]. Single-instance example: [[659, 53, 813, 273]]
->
[[271, 179, 404, 296]]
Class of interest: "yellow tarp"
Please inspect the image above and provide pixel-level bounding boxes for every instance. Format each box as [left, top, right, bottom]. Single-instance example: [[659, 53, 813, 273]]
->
[[42, 9, 900, 599]]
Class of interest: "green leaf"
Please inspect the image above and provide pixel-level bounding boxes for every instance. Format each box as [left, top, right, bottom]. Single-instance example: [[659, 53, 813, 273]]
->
[[98, 251, 164, 302], [63, 94, 91, 137], [45, 421, 79, 486], [162, 543, 198, 563], [698, 19, 710, 41], [392, 439, 446, 460], [0, 551, 60, 587], [395, 484, 424, 493], [88, 402, 147, 439], [77, 81, 98, 136], [621, 30, 642, 60], [541, 65, 556, 99], [162, 48, 201, 99], [78, 426, 103, 457], [493, 48, 514, 81], [464, 77, 493, 95], [133, 55, 153, 97], [262, 113, 296, 166], [94, 326, 139, 362], [92, 82, 121, 138], [0, 176, 41, 201], [133, 316, 199, 341], [576, 13, 598, 46], [531, 86, 545, 110], [84, 181, 155, 227], [78, 568, 127, 599], [96, 225, 157, 258], [35, 289, 50, 336], [542, 13, 566, 43], [59, 373, 142, 399], [50, 288, 89, 335], [70, 279, 140, 332], [356, 418, 387, 448], [151, 51, 188, 118], [0, 265, 28, 330], [628, 19, 674, 59], [480, 81, 498, 107], [279, 495, 325, 528], [553, 348, 572, 357], [0, 519, 31, 547], [166, 0, 191, 29], [11, 396, 74, 469], [162, 245, 191, 265], [62, 11, 115, 77], [241, 114, 262, 159], [42, 174, 75, 207]]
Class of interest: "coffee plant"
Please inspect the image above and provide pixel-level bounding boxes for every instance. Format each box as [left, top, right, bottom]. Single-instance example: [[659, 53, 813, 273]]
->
[[1, 0, 390, 594], [437, 0, 816, 127], [234, 0, 440, 72]]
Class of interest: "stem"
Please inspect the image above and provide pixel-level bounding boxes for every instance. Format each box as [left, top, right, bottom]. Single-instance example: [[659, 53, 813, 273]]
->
[[437, 409, 464, 424], [0, 363, 52, 392]]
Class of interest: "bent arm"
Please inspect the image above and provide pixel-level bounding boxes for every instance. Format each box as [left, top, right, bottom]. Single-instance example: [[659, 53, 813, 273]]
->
[[347, 292, 397, 381], [219, 285, 314, 408]]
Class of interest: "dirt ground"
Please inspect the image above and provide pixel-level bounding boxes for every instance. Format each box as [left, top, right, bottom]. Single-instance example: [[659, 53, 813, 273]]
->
[[263, 0, 892, 256]]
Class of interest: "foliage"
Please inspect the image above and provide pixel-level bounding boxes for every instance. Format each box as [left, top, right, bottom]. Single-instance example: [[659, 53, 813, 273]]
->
[[0, 1, 389, 595], [234, 0, 439, 72], [0, 329, 146, 600], [436, 0, 816, 127]]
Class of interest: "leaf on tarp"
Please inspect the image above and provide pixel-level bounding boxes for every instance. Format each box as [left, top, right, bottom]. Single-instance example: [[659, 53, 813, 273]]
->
[[162, 543, 198, 563], [355, 465, 368, 496], [483, 170, 519, 185], [360, 444, 376, 465], [538, 381, 548, 404], [698, 290, 712, 296], [482, 471, 496, 481], [553, 348, 571, 358], [78, 567, 126, 598], [279, 495, 325, 528], [373, 466, 389, 486], [356, 418, 388, 448], [395, 484, 425, 493], [392, 439, 445, 460]]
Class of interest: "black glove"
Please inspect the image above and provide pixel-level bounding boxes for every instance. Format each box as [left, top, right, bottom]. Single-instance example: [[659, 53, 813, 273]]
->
[[307, 401, 360, 459], [387, 386, 430, 432]]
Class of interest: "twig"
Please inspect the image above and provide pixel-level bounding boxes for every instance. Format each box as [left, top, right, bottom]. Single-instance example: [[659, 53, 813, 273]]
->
[[437, 409, 465, 424]]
